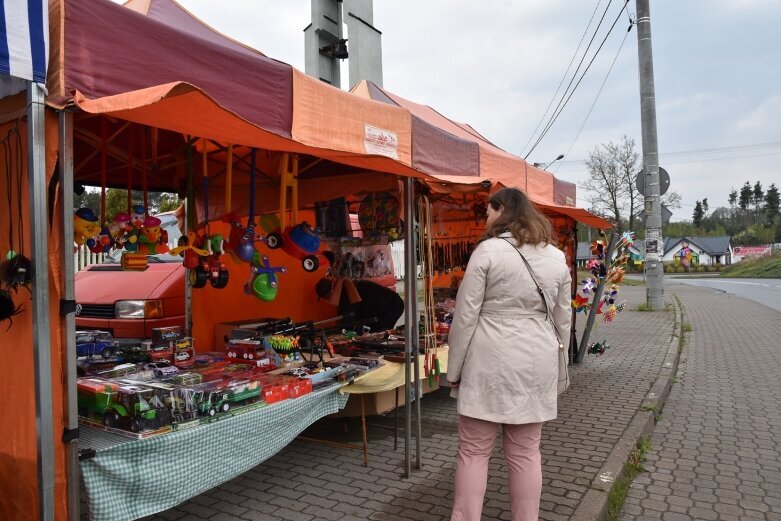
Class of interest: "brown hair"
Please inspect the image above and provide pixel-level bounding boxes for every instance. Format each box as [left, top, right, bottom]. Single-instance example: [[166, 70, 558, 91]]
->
[[482, 187, 552, 246]]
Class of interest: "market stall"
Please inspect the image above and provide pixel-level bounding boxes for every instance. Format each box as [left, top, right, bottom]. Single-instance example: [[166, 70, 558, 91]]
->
[[1, 1, 613, 519]]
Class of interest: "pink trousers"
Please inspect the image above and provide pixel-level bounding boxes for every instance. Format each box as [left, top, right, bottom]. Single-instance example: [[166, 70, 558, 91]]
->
[[451, 415, 543, 521]]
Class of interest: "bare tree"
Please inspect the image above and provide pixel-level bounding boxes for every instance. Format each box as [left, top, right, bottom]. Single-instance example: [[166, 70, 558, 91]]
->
[[582, 136, 639, 231]]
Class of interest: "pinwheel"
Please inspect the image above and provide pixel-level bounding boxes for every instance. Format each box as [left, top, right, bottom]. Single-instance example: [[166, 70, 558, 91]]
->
[[581, 278, 598, 294], [572, 294, 591, 312]]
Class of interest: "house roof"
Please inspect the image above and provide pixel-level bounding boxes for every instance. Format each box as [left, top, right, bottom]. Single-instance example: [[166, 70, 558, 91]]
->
[[664, 236, 731, 255]]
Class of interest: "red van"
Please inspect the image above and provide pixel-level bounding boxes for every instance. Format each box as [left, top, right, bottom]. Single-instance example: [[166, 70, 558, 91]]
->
[[75, 213, 185, 345]]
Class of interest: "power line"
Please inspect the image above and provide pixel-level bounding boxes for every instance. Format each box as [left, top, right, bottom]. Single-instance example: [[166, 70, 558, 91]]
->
[[556, 141, 781, 168], [553, 17, 634, 174], [524, 0, 630, 160], [519, 0, 605, 155]]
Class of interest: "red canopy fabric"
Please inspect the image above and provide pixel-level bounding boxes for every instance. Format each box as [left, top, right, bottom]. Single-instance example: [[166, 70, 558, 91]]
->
[[352, 80, 565, 205], [49, 0, 293, 137]]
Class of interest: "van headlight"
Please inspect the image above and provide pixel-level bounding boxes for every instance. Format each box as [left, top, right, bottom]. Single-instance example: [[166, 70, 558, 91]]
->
[[116, 300, 163, 319]]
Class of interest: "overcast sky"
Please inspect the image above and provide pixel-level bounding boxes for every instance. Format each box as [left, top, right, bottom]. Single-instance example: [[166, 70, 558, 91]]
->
[[173, 0, 779, 222]]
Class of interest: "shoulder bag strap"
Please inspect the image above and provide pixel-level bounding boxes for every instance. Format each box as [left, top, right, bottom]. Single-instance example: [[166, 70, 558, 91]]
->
[[500, 238, 564, 349]]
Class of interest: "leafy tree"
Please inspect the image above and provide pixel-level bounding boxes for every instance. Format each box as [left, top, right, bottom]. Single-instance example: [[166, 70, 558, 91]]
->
[[728, 188, 737, 208], [701, 198, 709, 214], [765, 183, 779, 221], [74, 187, 181, 224], [692, 201, 704, 231]]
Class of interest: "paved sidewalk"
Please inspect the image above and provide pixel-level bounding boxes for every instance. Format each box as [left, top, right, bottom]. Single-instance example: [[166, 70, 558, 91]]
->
[[130, 285, 675, 521], [619, 283, 781, 521]]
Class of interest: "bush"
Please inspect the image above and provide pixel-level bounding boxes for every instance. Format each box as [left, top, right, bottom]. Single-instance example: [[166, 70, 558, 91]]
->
[[675, 265, 686, 273]]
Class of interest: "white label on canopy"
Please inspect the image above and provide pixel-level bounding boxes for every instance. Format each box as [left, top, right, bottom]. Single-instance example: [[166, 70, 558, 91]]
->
[[364, 124, 399, 160]]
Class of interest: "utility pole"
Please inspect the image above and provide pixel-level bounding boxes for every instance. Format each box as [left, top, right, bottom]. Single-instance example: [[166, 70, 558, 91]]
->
[[636, 0, 664, 309]]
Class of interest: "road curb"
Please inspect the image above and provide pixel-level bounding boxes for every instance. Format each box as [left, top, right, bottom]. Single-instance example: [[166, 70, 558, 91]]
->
[[570, 296, 684, 521]]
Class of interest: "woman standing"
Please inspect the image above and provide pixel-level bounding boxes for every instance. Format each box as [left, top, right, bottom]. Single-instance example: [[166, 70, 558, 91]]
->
[[447, 187, 572, 521]]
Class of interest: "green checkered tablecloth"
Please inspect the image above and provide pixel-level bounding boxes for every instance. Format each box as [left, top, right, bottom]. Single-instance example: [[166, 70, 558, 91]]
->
[[80, 384, 348, 521]]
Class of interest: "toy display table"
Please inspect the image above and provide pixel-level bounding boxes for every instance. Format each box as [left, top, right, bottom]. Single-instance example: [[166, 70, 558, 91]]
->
[[79, 384, 347, 521]]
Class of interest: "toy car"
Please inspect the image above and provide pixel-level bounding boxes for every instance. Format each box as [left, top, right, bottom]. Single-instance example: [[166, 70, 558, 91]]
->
[[143, 361, 180, 378], [189, 253, 229, 289], [76, 330, 120, 359], [262, 219, 326, 273]]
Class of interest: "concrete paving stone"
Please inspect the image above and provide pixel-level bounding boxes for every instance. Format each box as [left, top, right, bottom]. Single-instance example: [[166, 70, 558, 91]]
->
[[661, 513, 692, 521]]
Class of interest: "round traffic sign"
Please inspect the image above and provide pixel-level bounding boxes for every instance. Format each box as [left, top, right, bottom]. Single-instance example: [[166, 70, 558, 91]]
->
[[635, 167, 670, 196]]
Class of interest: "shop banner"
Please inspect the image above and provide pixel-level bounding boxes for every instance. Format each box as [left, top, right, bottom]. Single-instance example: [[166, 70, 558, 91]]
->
[[364, 123, 399, 160], [733, 245, 771, 262]]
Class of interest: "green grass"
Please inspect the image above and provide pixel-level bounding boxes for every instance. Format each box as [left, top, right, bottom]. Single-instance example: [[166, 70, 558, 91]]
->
[[681, 322, 693, 333], [720, 254, 781, 278], [605, 436, 652, 521]]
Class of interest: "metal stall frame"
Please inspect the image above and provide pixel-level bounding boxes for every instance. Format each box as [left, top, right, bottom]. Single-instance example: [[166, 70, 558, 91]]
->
[[29, 82, 56, 521]]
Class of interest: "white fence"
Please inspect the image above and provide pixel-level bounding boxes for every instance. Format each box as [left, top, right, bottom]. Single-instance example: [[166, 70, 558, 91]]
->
[[74, 245, 106, 272]]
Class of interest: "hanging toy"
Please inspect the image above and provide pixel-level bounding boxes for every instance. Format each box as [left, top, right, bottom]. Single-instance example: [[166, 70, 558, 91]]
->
[[169, 232, 209, 269], [0, 289, 24, 332], [245, 253, 287, 301], [223, 148, 264, 263], [1, 254, 32, 293], [73, 208, 101, 248], [189, 234, 229, 289]]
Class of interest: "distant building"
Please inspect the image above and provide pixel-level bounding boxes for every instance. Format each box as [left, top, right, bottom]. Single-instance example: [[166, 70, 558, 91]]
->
[[578, 236, 733, 268], [661, 236, 732, 266]]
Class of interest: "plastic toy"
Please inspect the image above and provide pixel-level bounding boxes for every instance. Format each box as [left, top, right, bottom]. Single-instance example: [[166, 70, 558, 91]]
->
[[263, 218, 325, 273], [77, 380, 172, 433], [223, 214, 265, 264], [121, 251, 148, 271], [196, 379, 262, 416], [169, 232, 209, 269], [143, 361, 180, 378], [188, 234, 229, 289], [76, 330, 119, 359], [138, 215, 171, 255], [74, 208, 101, 247], [244, 252, 287, 301]]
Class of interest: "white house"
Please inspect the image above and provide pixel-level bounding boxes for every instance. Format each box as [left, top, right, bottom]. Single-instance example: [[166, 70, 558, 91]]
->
[[662, 236, 732, 266]]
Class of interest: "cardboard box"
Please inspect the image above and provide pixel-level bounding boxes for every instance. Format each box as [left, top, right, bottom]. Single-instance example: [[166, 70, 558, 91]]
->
[[333, 378, 440, 418]]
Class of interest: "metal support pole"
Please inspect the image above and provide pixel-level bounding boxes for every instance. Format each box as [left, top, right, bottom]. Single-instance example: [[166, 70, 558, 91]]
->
[[575, 231, 618, 363], [59, 110, 80, 521], [413, 192, 421, 470], [402, 177, 416, 478], [636, 0, 664, 309], [28, 82, 55, 521]]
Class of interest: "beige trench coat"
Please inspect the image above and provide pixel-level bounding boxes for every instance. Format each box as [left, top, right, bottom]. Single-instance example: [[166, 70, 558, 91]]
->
[[446, 232, 572, 424]]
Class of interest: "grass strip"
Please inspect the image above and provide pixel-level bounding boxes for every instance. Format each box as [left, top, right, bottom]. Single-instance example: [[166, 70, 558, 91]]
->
[[605, 436, 652, 521]]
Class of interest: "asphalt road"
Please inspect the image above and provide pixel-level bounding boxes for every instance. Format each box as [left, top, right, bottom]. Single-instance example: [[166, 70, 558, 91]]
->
[[668, 277, 781, 313]]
